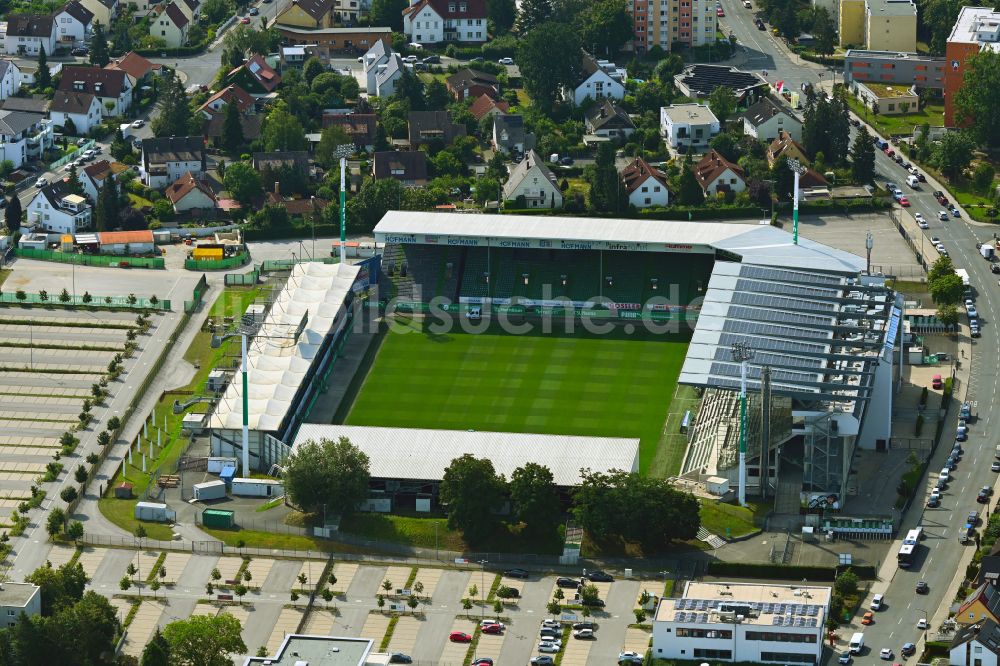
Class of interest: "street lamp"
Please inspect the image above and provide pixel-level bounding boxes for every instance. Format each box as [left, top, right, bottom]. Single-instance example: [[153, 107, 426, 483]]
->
[[787, 158, 807, 244]]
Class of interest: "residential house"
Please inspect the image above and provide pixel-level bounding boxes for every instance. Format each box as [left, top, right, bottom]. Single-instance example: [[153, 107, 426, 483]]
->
[[178, 0, 199, 21], [839, 0, 916, 51], [151, 3, 189, 48], [26, 179, 91, 234], [166, 171, 217, 213], [77, 0, 117, 28], [950, 619, 1000, 666], [280, 46, 308, 69], [106, 51, 160, 85], [140, 135, 206, 188], [693, 149, 746, 195], [58, 66, 133, 116], [585, 99, 635, 139], [263, 185, 328, 217], [0, 583, 41, 628], [407, 110, 466, 146], [0, 61, 22, 101], [252, 151, 310, 172], [362, 39, 391, 94], [402, 0, 488, 44], [79, 159, 128, 202], [0, 95, 47, 114], [276, 25, 391, 57], [226, 54, 282, 95], [567, 52, 625, 106], [491, 113, 534, 155], [322, 112, 376, 151], [371, 53, 403, 97], [196, 84, 254, 119], [50, 90, 102, 134], [742, 96, 802, 143], [673, 64, 769, 102], [54, 1, 93, 46], [621, 158, 669, 208], [4, 15, 57, 57], [204, 112, 263, 145], [0, 110, 52, 168], [446, 68, 498, 100], [502, 149, 562, 209], [275, 0, 336, 29], [957, 583, 1000, 626], [766, 130, 810, 166], [660, 103, 720, 151], [372, 150, 428, 186], [978, 541, 1000, 588], [468, 93, 508, 121]]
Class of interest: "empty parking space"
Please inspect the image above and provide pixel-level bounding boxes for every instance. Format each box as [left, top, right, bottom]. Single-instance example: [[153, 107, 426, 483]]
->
[[331, 562, 357, 594], [624, 626, 651, 653], [439, 619, 476, 664], [302, 608, 336, 635], [245, 557, 274, 587], [561, 633, 592, 666], [44, 544, 76, 568], [382, 566, 411, 592], [76, 547, 107, 578], [122, 601, 166, 657], [476, 629, 506, 662], [266, 607, 306, 653], [215, 556, 243, 584], [360, 611, 391, 644], [413, 567, 441, 599], [156, 552, 190, 585], [294, 560, 324, 590], [387, 615, 421, 655]]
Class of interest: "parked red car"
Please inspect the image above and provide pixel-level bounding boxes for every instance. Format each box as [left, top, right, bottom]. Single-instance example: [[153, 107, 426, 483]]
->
[[449, 632, 473, 643]]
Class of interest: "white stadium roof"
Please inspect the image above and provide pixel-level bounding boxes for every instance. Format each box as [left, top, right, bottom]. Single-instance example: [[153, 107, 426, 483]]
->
[[292, 425, 640, 486], [209, 262, 360, 433], [373, 211, 865, 274]]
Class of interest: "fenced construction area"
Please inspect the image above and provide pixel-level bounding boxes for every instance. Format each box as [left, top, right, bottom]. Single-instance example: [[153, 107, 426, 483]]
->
[[344, 316, 690, 473]]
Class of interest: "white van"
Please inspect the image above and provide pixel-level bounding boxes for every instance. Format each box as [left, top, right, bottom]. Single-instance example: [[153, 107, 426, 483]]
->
[[995, 444, 1000, 459], [940, 468, 950, 482], [849, 632, 865, 654], [907, 175, 920, 188], [870, 594, 884, 611]]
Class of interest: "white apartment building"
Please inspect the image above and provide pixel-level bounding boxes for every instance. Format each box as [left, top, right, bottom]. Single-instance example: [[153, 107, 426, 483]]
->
[[660, 102, 720, 150]]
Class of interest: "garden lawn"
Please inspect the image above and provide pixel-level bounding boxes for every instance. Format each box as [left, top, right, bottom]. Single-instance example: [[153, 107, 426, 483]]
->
[[845, 95, 944, 138], [345, 318, 689, 474]]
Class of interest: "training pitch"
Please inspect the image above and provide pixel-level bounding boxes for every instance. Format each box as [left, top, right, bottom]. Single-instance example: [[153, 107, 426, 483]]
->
[[345, 317, 690, 473]]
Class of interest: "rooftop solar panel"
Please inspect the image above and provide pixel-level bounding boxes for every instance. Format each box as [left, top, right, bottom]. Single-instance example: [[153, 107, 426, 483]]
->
[[732, 291, 838, 312], [740, 265, 843, 286]]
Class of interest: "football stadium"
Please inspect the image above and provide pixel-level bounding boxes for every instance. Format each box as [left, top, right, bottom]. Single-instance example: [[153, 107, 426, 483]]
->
[[211, 211, 902, 512]]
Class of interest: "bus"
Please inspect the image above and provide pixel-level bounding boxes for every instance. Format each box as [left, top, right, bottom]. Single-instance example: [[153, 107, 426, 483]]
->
[[898, 528, 923, 568]]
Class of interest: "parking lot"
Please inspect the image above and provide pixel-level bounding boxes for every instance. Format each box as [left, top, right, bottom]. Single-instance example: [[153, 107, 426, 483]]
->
[[796, 211, 925, 279], [37, 541, 656, 664]]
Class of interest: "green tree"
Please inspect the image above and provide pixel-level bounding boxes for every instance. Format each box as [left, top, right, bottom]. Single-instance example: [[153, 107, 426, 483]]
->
[[440, 454, 507, 546], [937, 303, 959, 328], [709, 133, 741, 162], [46, 507, 66, 537], [954, 49, 1000, 151], [262, 102, 308, 151], [424, 79, 451, 111], [200, 0, 235, 22], [26, 561, 87, 615], [302, 56, 325, 84], [151, 73, 196, 137], [140, 627, 171, 666], [675, 154, 704, 206], [46, 591, 120, 663], [35, 46, 50, 90], [4, 194, 20, 233], [510, 462, 561, 540], [708, 85, 737, 125], [315, 125, 352, 169], [517, 22, 581, 113], [515, 0, 553, 33], [283, 437, 371, 516], [974, 162, 996, 194], [488, 0, 517, 34], [89, 22, 110, 66], [66, 521, 84, 543], [347, 177, 405, 231], [771, 154, 794, 200], [370, 0, 408, 31], [223, 161, 263, 205], [850, 125, 876, 184], [162, 614, 247, 666], [220, 101, 245, 156], [834, 568, 859, 596], [932, 130, 974, 180], [930, 272, 965, 305], [574, 0, 632, 57], [811, 6, 836, 55], [408, 594, 420, 613], [928, 255, 956, 283], [586, 142, 624, 213], [94, 176, 120, 232]]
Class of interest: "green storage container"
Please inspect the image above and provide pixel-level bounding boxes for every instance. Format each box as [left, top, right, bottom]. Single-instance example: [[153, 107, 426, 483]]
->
[[202, 509, 235, 529]]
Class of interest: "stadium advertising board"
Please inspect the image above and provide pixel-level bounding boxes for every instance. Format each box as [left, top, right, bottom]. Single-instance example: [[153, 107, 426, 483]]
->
[[375, 232, 715, 254]]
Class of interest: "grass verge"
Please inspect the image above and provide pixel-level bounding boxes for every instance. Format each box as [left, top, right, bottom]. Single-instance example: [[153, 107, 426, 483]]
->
[[698, 500, 769, 539]]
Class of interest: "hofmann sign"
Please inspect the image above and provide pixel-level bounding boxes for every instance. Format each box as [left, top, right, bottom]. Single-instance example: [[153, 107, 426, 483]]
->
[[374, 232, 714, 254]]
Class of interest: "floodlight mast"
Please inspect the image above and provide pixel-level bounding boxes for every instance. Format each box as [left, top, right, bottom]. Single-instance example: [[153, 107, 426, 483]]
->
[[731, 341, 755, 507], [788, 158, 807, 245], [335, 145, 354, 265]]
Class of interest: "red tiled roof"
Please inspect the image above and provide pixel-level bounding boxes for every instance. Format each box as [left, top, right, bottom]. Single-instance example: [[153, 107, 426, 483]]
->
[[197, 84, 254, 116], [621, 158, 668, 195], [468, 93, 509, 120], [164, 2, 189, 28], [404, 0, 486, 20], [693, 150, 745, 191], [98, 230, 154, 244], [106, 51, 159, 80], [165, 171, 217, 205]]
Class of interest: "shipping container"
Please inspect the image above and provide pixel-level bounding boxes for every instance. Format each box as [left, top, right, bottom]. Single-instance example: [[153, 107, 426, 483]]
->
[[231, 477, 284, 497], [134, 502, 175, 522], [202, 508, 235, 529], [207, 457, 238, 474], [192, 247, 224, 260], [193, 480, 227, 501]]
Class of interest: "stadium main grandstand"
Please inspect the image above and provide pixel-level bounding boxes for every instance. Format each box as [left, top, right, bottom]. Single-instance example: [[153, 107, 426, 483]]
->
[[368, 212, 901, 511]]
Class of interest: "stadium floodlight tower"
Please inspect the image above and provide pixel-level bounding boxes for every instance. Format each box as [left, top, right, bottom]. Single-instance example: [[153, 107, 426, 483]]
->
[[334, 143, 354, 265], [731, 341, 755, 507], [787, 158, 807, 245]]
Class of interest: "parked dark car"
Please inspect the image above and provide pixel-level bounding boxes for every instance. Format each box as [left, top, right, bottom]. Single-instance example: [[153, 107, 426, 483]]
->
[[503, 568, 529, 579], [71, 46, 88, 56], [422, 54, 441, 64], [585, 570, 613, 582], [556, 577, 579, 588], [582, 597, 606, 607], [389, 654, 412, 664], [916, 581, 928, 594], [573, 622, 596, 630]]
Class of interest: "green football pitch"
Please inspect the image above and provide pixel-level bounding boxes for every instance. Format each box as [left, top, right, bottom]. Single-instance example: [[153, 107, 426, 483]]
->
[[344, 318, 690, 474]]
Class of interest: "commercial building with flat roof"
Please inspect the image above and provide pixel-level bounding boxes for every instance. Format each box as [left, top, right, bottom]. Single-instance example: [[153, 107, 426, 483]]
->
[[945, 7, 1000, 125], [843, 49, 946, 89], [852, 81, 920, 114], [244, 635, 387, 665], [0, 582, 41, 627], [652, 581, 831, 664]]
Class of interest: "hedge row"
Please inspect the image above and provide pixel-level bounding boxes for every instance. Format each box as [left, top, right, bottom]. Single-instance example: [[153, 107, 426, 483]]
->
[[135, 40, 210, 57], [706, 562, 878, 580], [244, 222, 341, 241]]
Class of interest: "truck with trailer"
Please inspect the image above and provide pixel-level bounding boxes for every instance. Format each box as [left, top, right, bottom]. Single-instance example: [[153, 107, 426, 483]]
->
[[956, 268, 971, 287]]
